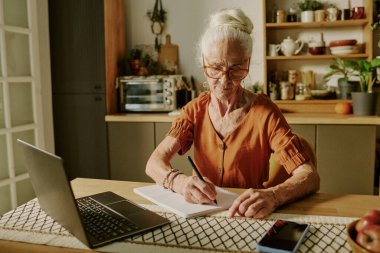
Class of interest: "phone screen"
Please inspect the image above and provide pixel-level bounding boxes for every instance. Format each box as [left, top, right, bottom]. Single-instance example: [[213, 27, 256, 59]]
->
[[256, 220, 309, 253]]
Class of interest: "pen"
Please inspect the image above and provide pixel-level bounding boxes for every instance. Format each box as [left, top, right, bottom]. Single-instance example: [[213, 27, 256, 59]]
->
[[187, 156, 217, 205]]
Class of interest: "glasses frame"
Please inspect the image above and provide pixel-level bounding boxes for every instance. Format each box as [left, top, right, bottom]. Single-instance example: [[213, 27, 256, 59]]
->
[[202, 56, 250, 81]]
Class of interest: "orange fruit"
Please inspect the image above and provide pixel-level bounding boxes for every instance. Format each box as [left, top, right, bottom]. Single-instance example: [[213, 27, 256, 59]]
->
[[335, 102, 352, 115]]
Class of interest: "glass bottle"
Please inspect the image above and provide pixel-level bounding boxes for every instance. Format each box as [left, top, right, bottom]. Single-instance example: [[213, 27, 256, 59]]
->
[[295, 83, 312, 100]]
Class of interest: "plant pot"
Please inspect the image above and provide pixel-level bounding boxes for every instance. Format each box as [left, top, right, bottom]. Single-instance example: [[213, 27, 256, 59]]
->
[[351, 92, 378, 116], [128, 60, 141, 75], [301, 11, 314, 23], [338, 79, 360, 100], [270, 91, 279, 100]]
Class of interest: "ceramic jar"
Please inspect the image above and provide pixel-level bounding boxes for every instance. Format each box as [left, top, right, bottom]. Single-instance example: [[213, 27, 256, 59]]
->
[[280, 81, 295, 100], [301, 10, 314, 22]]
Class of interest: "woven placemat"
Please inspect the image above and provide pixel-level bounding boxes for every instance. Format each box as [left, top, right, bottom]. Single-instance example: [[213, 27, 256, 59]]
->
[[0, 199, 356, 252]]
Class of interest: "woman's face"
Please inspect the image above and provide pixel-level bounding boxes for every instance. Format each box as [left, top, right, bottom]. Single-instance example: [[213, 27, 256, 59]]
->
[[203, 39, 250, 101]]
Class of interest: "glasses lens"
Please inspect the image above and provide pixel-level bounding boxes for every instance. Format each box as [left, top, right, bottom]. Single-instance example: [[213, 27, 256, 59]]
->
[[205, 67, 222, 79], [229, 69, 248, 80], [204, 67, 248, 80]]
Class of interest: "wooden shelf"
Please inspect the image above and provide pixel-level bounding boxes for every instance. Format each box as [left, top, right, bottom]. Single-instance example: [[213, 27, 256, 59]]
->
[[262, 0, 373, 95], [266, 53, 368, 60], [266, 19, 369, 29], [274, 99, 347, 114]]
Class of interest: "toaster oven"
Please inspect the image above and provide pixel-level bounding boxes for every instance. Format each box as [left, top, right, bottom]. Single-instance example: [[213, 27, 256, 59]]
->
[[117, 75, 181, 112]]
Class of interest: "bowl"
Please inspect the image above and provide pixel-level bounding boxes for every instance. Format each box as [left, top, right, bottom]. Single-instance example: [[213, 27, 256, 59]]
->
[[310, 89, 331, 99], [347, 220, 372, 253], [330, 39, 357, 47], [309, 46, 326, 55]]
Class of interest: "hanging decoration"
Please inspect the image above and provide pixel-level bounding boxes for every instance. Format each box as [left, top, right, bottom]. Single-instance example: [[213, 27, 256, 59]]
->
[[147, 0, 167, 51]]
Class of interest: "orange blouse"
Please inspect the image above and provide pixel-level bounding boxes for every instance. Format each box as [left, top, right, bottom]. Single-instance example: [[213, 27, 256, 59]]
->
[[167, 92, 309, 189]]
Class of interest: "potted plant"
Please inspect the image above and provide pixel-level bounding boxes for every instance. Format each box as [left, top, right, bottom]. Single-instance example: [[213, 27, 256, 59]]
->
[[128, 48, 142, 75], [324, 58, 359, 99], [348, 58, 380, 115], [298, 0, 323, 22]]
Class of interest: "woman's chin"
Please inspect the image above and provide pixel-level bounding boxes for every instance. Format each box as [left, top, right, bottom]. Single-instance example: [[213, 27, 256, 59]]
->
[[214, 90, 234, 100]]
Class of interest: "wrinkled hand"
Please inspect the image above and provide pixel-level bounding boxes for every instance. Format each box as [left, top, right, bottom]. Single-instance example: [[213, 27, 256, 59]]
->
[[228, 188, 278, 219], [178, 175, 217, 204]]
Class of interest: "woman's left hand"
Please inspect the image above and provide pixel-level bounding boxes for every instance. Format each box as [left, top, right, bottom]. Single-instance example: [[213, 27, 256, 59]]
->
[[228, 188, 278, 219]]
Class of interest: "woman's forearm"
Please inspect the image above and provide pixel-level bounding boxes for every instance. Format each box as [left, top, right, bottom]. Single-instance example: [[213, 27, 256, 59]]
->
[[145, 136, 182, 185], [270, 162, 320, 208]]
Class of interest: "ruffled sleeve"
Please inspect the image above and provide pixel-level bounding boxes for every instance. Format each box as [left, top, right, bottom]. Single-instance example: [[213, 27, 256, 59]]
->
[[167, 113, 194, 155], [263, 96, 310, 174], [273, 135, 309, 174], [167, 92, 209, 155]]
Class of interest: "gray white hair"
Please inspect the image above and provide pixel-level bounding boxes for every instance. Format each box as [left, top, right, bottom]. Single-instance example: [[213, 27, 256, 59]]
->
[[198, 8, 253, 63]]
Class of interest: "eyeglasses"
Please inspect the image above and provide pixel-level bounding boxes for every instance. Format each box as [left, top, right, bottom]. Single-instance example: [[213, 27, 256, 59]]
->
[[203, 57, 250, 81]]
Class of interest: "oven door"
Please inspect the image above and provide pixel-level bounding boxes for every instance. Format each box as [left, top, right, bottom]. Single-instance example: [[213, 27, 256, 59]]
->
[[123, 81, 171, 112]]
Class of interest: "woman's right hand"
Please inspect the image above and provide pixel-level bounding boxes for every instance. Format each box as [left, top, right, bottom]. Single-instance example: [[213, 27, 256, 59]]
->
[[175, 175, 217, 204]]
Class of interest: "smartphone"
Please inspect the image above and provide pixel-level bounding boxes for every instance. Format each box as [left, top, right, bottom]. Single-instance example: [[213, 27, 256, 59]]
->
[[256, 220, 309, 253]]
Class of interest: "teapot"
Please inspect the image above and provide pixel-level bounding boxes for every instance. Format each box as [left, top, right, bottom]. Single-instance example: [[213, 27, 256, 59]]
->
[[280, 36, 304, 56]]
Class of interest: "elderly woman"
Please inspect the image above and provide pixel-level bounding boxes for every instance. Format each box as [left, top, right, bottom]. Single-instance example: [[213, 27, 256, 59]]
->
[[146, 8, 320, 218]]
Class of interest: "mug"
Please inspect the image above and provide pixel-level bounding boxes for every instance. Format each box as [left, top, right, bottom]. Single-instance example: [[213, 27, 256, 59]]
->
[[276, 9, 286, 23], [314, 10, 326, 22], [352, 6, 365, 19], [341, 9, 351, 20], [268, 44, 280, 56], [327, 7, 338, 21]]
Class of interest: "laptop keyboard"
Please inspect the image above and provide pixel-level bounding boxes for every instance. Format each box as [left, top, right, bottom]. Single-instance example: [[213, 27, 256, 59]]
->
[[77, 197, 140, 242]]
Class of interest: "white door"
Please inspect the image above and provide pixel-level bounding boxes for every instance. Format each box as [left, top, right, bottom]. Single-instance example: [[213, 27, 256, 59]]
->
[[0, 0, 53, 215]]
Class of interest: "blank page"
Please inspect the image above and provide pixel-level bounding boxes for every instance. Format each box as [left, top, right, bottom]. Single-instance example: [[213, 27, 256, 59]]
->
[[134, 185, 238, 218]]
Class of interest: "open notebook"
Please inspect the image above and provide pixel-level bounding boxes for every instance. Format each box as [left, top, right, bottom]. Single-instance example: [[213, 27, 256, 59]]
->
[[134, 185, 238, 218]]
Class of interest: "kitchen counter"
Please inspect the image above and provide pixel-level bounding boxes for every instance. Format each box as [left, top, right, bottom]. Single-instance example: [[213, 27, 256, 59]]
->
[[106, 112, 379, 195], [105, 112, 380, 125]]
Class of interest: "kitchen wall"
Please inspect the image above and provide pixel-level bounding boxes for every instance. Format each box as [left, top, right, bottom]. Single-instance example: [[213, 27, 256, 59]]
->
[[124, 0, 264, 85], [124, 0, 371, 88]]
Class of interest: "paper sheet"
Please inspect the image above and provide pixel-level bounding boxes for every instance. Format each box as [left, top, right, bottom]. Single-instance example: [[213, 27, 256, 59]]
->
[[134, 185, 238, 218]]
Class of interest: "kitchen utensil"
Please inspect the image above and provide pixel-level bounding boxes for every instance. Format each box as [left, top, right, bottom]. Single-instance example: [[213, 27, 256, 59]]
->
[[327, 7, 338, 21], [352, 6, 365, 19], [314, 10, 326, 22], [159, 34, 179, 73], [330, 45, 357, 50], [280, 36, 304, 56], [329, 39, 357, 47], [310, 89, 331, 99], [308, 41, 326, 55], [330, 49, 359, 55], [268, 44, 281, 56]]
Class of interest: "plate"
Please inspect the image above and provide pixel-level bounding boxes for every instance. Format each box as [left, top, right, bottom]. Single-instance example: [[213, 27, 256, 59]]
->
[[330, 45, 357, 51], [329, 39, 357, 47], [347, 220, 372, 253], [331, 49, 359, 55]]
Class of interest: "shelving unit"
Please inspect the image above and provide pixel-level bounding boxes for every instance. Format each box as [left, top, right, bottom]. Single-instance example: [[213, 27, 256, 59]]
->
[[267, 53, 368, 60], [263, 0, 373, 96]]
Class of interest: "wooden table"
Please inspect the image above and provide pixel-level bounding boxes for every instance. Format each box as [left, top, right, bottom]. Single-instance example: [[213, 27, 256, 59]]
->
[[1, 178, 379, 253]]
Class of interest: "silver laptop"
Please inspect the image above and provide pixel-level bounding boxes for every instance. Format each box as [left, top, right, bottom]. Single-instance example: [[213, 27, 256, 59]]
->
[[17, 140, 170, 248]]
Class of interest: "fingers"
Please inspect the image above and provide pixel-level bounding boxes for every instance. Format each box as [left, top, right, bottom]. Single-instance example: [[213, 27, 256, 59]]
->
[[196, 177, 217, 200], [229, 189, 276, 218], [229, 190, 252, 217], [183, 176, 216, 204]]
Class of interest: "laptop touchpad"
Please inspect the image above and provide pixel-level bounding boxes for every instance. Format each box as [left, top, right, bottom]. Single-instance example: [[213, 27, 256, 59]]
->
[[107, 201, 143, 217]]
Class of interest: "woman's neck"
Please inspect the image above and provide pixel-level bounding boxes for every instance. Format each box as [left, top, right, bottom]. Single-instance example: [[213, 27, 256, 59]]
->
[[210, 86, 245, 117]]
